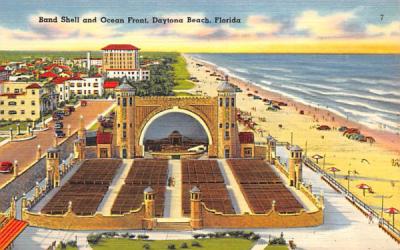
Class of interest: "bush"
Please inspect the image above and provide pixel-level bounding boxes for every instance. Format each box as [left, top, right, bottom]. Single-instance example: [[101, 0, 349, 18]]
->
[[57, 241, 66, 249], [143, 243, 151, 249], [87, 233, 102, 244], [270, 237, 286, 245], [167, 244, 176, 249], [191, 241, 202, 247], [67, 240, 77, 247], [138, 234, 149, 240], [180, 242, 188, 248]]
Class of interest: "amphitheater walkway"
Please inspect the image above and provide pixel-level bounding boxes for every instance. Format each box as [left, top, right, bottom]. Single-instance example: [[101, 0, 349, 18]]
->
[[97, 159, 133, 215], [217, 159, 252, 214], [163, 160, 183, 218]]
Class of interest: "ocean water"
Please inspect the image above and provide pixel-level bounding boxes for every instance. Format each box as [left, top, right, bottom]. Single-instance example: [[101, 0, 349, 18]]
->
[[190, 53, 400, 133]]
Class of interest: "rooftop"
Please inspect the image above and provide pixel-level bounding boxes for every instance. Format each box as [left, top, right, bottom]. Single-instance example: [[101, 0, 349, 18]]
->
[[101, 44, 140, 50]]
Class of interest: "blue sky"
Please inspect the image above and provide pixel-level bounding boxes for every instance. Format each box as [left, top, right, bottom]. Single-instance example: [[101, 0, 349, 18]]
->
[[0, 0, 399, 52]]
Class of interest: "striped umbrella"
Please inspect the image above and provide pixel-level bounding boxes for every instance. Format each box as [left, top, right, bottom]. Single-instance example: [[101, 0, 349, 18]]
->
[[356, 183, 371, 197], [384, 207, 399, 227], [327, 167, 340, 178]]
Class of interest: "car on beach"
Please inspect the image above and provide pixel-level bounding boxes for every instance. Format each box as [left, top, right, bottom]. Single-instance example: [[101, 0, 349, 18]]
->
[[0, 161, 13, 173]]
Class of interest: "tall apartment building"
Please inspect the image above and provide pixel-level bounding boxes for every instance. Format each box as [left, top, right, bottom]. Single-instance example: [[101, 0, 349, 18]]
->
[[101, 44, 150, 81]]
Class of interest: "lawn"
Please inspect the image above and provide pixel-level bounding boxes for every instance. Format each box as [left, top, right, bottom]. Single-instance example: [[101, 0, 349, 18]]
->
[[0, 121, 30, 131], [0, 137, 6, 142], [172, 54, 195, 91], [91, 238, 255, 250], [264, 245, 289, 250]]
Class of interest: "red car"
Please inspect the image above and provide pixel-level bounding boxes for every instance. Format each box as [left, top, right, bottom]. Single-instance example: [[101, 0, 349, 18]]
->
[[0, 161, 13, 173]]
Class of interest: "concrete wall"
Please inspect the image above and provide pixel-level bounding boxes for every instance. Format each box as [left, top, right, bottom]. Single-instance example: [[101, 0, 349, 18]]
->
[[0, 134, 77, 212], [23, 205, 146, 230], [201, 203, 323, 228]]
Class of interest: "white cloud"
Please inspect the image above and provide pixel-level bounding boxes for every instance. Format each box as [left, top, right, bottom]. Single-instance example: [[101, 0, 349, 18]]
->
[[295, 10, 356, 38], [366, 21, 400, 37]]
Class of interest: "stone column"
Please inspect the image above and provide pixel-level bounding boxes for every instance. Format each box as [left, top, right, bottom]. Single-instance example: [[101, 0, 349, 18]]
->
[[143, 187, 155, 230], [190, 186, 203, 229], [9, 196, 16, 218], [16, 123, 21, 135], [9, 128, 13, 141], [34, 182, 40, 200], [36, 145, 42, 160], [13, 160, 18, 178]]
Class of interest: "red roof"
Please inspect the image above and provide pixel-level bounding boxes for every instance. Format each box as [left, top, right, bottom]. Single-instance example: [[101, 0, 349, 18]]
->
[[52, 77, 69, 84], [101, 44, 140, 50], [40, 71, 58, 78], [239, 132, 255, 144], [68, 76, 83, 81], [97, 131, 113, 144], [93, 73, 103, 77], [0, 66, 6, 72], [0, 218, 28, 249], [26, 83, 42, 89], [104, 81, 119, 89]]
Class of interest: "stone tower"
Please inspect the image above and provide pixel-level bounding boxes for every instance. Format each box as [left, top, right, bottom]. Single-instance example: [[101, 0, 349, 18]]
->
[[115, 77, 135, 158], [217, 76, 239, 158], [74, 138, 86, 160], [46, 147, 60, 188], [143, 186, 155, 229], [288, 145, 303, 188], [190, 186, 203, 229]]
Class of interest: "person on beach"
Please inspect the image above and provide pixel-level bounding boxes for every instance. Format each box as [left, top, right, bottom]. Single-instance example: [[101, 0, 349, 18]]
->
[[368, 211, 374, 224]]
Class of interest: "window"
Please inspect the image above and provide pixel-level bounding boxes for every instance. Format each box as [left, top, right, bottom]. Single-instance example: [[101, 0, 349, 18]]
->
[[118, 123, 120, 128], [225, 98, 229, 107], [129, 97, 133, 106], [0, 110, 3, 114], [8, 101, 17, 106], [231, 98, 235, 107], [244, 148, 253, 158], [219, 123, 222, 128], [225, 131, 230, 140], [123, 98, 127, 107], [123, 122, 126, 129], [31, 100, 35, 106], [31, 90, 35, 95], [8, 110, 17, 115], [77, 90, 82, 94], [31, 111, 36, 115], [117, 98, 120, 106], [219, 98, 223, 107], [123, 131, 126, 138], [224, 149, 230, 158], [21, 110, 25, 114], [231, 123, 235, 128], [0, 101, 3, 105], [225, 123, 229, 129]]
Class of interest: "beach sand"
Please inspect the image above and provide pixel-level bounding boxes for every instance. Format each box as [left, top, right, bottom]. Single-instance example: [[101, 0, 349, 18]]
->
[[183, 54, 400, 226]]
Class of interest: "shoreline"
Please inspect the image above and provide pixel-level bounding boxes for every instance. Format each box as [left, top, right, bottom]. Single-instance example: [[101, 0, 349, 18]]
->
[[184, 54, 400, 154]]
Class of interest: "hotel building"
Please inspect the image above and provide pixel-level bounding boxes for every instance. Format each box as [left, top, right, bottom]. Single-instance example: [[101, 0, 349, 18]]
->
[[101, 44, 150, 81]]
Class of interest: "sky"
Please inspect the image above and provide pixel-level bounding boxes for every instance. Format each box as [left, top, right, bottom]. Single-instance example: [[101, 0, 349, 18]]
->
[[0, 0, 399, 53]]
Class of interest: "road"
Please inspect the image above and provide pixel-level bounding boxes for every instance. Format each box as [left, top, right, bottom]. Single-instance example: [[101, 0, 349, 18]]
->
[[0, 101, 113, 187]]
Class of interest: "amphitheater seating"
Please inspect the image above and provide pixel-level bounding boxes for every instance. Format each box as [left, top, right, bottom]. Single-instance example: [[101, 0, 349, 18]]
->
[[111, 159, 168, 217], [227, 159, 303, 214], [181, 160, 235, 215], [41, 159, 121, 215]]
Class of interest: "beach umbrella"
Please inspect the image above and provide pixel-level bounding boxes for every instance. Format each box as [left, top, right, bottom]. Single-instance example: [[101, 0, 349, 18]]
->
[[356, 183, 371, 197], [327, 167, 340, 178], [384, 207, 399, 227], [312, 154, 324, 164]]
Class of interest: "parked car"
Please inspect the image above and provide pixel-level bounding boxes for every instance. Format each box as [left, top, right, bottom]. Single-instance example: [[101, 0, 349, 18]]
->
[[55, 130, 66, 138], [0, 161, 13, 173], [55, 122, 63, 129]]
